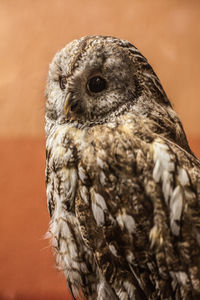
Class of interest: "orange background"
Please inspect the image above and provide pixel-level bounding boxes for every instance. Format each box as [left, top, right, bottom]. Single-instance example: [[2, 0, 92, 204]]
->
[[0, 1, 199, 299]]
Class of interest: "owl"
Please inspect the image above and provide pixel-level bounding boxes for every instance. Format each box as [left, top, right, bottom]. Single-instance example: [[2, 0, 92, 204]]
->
[[45, 36, 200, 300]]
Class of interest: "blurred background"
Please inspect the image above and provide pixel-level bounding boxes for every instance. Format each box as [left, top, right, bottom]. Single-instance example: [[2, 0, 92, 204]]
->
[[0, 0, 199, 299]]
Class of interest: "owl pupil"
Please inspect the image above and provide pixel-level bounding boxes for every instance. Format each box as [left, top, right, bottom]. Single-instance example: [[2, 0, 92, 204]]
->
[[88, 76, 106, 93]]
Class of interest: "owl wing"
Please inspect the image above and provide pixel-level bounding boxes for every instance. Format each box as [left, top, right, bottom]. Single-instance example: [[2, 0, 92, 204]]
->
[[76, 121, 200, 300]]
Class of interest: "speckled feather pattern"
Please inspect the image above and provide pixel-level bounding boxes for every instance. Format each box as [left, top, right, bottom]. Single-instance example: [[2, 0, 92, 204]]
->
[[45, 36, 200, 299]]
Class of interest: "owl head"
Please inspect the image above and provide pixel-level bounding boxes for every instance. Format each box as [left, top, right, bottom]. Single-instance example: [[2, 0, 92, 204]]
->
[[46, 36, 191, 153]]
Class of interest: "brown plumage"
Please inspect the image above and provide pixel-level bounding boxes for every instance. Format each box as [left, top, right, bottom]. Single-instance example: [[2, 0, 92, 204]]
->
[[45, 36, 200, 299]]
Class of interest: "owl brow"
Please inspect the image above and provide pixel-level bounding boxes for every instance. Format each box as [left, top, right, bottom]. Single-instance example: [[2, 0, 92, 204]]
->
[[53, 60, 63, 80], [67, 36, 94, 76]]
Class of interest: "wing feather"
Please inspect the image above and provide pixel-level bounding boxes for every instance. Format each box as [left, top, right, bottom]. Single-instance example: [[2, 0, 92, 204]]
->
[[76, 117, 200, 299]]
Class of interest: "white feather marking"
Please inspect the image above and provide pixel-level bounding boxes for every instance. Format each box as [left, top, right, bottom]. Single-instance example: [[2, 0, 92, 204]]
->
[[116, 210, 136, 233], [78, 166, 87, 183], [99, 171, 106, 185], [178, 167, 189, 186], [91, 191, 107, 226], [162, 170, 173, 204], [79, 186, 88, 204], [123, 281, 135, 299], [152, 160, 161, 182], [126, 251, 134, 264], [58, 167, 77, 203], [170, 186, 183, 236], [109, 244, 118, 257], [94, 192, 107, 210], [92, 202, 105, 226], [123, 215, 136, 234], [175, 271, 189, 286], [153, 141, 174, 173], [149, 225, 163, 247], [97, 278, 118, 300], [153, 140, 174, 203], [97, 157, 104, 168], [169, 271, 178, 291], [117, 280, 135, 299], [116, 214, 125, 230]]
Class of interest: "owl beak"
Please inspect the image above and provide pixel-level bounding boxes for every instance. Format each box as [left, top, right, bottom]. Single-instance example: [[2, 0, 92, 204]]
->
[[64, 92, 80, 120], [64, 92, 72, 116]]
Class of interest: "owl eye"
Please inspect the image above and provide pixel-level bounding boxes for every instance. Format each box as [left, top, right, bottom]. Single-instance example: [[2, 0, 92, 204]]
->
[[87, 76, 107, 93], [59, 75, 67, 90]]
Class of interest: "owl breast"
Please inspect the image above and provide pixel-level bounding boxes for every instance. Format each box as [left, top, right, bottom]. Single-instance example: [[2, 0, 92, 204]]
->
[[46, 124, 100, 299]]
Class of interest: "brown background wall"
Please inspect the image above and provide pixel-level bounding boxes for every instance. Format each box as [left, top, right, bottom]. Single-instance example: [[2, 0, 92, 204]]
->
[[0, 0, 199, 299]]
